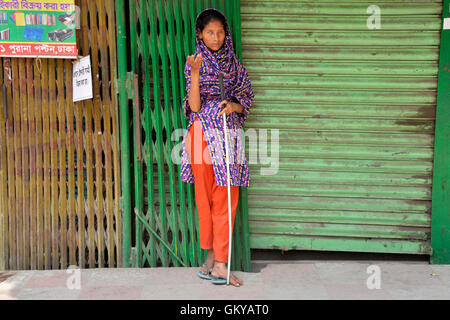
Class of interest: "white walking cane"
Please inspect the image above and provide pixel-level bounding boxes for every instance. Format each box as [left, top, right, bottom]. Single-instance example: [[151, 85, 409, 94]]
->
[[219, 73, 232, 286]]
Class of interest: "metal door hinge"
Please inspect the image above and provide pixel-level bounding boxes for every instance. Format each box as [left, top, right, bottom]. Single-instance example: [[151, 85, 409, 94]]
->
[[125, 72, 136, 100], [119, 197, 124, 211], [130, 247, 138, 267]]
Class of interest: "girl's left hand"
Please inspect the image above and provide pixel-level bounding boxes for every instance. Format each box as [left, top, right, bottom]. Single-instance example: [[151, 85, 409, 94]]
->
[[218, 100, 235, 116]]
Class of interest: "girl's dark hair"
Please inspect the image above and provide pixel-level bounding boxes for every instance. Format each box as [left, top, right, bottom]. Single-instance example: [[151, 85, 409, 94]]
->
[[195, 9, 227, 35]]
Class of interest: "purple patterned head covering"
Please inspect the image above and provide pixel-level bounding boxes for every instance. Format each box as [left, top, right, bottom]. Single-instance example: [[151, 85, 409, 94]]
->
[[194, 8, 236, 75], [183, 8, 254, 128], [193, 8, 252, 108]]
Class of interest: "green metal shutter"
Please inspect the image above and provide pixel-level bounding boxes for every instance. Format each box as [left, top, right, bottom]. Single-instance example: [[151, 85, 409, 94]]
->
[[241, 0, 442, 254]]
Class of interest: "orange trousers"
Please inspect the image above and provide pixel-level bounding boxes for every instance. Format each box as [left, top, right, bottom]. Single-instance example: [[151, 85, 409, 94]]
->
[[186, 118, 239, 263]]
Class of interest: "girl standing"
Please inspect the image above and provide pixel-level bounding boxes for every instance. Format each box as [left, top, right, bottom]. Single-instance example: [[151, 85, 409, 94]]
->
[[180, 8, 254, 287]]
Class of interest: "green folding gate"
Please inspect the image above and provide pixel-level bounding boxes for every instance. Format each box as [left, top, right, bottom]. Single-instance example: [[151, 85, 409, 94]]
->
[[118, 0, 251, 270]]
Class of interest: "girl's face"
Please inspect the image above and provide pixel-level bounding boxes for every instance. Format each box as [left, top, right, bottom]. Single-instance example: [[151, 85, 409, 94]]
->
[[198, 20, 225, 52]]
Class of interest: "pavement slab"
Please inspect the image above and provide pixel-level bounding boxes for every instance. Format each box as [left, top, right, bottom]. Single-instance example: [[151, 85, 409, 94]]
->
[[0, 261, 448, 300]]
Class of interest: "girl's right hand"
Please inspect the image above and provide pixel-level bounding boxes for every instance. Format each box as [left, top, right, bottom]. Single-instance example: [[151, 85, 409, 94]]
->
[[187, 54, 203, 72]]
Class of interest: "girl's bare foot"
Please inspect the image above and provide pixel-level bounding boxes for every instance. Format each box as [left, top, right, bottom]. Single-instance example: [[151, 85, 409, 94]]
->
[[199, 249, 215, 275], [211, 261, 244, 287]]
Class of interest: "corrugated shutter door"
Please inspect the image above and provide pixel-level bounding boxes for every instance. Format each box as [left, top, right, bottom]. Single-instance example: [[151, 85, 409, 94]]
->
[[241, 0, 442, 254]]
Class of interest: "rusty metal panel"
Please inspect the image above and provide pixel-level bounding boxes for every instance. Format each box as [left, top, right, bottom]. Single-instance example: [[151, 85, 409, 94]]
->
[[241, 0, 442, 254], [0, 0, 122, 270]]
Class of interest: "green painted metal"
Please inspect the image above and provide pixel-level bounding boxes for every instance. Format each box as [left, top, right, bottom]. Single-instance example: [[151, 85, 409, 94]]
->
[[126, 0, 251, 271], [135, 209, 186, 267], [115, 0, 132, 268], [431, 0, 450, 264], [241, 0, 442, 255], [233, 0, 251, 272], [167, 0, 188, 267], [133, 0, 145, 268]]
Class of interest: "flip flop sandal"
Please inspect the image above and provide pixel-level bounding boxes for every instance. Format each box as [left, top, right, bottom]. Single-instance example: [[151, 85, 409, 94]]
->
[[197, 263, 212, 280], [210, 274, 227, 285]]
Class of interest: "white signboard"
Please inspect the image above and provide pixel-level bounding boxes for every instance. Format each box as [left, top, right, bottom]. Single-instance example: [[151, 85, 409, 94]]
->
[[444, 18, 450, 30], [73, 55, 93, 102]]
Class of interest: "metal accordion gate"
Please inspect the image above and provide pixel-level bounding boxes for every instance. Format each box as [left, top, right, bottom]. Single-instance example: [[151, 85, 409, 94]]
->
[[0, 0, 122, 270], [121, 0, 251, 270]]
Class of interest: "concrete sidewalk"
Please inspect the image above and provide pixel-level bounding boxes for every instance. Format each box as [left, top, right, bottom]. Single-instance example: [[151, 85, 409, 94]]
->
[[0, 261, 449, 300]]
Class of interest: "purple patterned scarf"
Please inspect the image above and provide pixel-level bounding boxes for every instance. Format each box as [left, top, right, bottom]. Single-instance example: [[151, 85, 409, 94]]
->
[[184, 8, 254, 128]]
